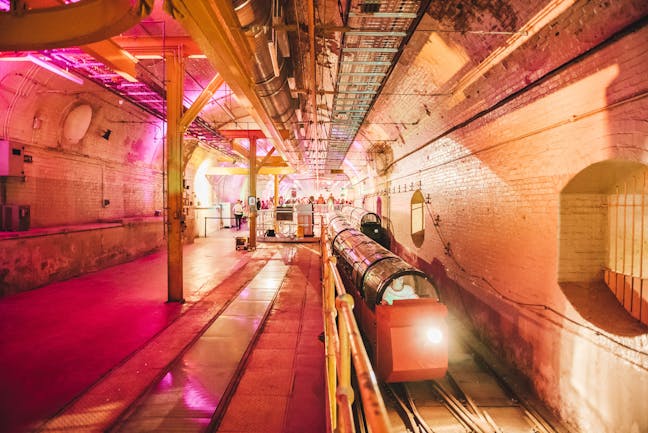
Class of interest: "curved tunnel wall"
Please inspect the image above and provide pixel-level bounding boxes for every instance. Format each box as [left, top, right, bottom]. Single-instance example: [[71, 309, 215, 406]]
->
[[0, 63, 165, 226], [365, 21, 648, 433], [0, 63, 166, 295]]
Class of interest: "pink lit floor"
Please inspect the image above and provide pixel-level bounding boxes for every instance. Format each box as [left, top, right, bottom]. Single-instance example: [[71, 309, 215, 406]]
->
[[0, 228, 324, 433]]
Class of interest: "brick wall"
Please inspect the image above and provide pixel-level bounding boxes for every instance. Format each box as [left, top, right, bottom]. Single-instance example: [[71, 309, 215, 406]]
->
[[559, 194, 608, 282], [1, 64, 164, 227], [0, 219, 163, 296], [0, 64, 166, 294], [371, 24, 648, 306], [361, 13, 648, 433]]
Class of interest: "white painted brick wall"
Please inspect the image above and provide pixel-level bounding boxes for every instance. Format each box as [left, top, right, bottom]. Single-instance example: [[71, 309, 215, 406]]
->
[[0, 64, 165, 227], [559, 194, 607, 282]]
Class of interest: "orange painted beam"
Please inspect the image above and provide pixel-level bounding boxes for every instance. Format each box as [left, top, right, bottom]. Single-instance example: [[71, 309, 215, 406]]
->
[[112, 35, 203, 58], [164, 0, 289, 161], [165, 49, 185, 303], [179, 74, 225, 131], [217, 130, 265, 140], [82, 39, 139, 82]]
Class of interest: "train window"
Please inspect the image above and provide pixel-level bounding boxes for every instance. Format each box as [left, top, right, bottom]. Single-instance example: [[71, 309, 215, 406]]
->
[[411, 190, 425, 247], [361, 214, 379, 225], [379, 274, 439, 305], [382, 276, 418, 305]]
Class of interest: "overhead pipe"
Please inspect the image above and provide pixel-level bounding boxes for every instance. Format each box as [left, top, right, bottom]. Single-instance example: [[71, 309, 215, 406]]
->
[[233, 0, 297, 138], [0, 0, 153, 51], [165, 0, 291, 161]]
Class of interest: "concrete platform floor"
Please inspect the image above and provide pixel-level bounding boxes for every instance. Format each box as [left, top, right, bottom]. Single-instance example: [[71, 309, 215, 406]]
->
[[0, 228, 325, 433]]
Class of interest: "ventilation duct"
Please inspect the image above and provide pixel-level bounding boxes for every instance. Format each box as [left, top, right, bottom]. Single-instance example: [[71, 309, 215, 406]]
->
[[233, 0, 297, 132]]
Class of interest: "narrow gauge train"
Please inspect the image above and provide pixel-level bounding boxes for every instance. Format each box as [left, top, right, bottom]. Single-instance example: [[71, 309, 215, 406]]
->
[[327, 213, 448, 382], [339, 206, 390, 249]]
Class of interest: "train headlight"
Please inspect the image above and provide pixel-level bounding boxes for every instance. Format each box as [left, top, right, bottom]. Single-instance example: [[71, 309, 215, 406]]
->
[[425, 327, 443, 344]]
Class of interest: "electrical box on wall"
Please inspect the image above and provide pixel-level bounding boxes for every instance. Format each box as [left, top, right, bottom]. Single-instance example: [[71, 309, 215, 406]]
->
[[1, 205, 30, 231], [0, 140, 25, 177]]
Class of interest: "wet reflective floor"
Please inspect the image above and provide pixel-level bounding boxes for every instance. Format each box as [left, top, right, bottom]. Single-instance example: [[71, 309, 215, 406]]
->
[[0, 230, 325, 433], [113, 256, 289, 432]]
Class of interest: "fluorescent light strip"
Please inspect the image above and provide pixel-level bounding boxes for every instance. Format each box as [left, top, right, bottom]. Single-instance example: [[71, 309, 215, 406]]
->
[[0, 54, 83, 85]]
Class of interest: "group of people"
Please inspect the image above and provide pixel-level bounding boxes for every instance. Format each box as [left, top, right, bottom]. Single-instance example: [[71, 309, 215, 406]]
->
[[230, 193, 353, 230], [277, 194, 353, 207]]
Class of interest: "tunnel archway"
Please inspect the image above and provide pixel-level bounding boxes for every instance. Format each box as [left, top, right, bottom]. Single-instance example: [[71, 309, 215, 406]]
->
[[559, 160, 648, 333]]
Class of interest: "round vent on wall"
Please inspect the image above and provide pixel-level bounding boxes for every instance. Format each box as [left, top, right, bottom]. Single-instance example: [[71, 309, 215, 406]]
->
[[62, 104, 93, 145]]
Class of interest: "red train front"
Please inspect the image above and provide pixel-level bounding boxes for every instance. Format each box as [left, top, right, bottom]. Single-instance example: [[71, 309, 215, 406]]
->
[[328, 215, 448, 382]]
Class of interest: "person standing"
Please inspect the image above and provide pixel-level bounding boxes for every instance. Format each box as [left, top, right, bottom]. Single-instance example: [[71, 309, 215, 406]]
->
[[233, 200, 244, 230]]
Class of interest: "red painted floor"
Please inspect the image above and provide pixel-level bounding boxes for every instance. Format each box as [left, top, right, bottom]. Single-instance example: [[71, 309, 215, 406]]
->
[[217, 243, 325, 433], [0, 230, 325, 433]]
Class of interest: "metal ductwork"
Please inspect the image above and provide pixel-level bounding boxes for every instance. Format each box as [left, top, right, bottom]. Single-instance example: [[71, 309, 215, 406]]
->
[[233, 0, 297, 131]]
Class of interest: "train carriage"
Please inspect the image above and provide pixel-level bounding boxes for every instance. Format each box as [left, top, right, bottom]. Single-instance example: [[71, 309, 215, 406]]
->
[[340, 205, 390, 249], [328, 213, 448, 382]]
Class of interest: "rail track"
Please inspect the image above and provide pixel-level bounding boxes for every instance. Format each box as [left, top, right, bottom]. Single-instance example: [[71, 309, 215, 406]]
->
[[379, 341, 565, 433]]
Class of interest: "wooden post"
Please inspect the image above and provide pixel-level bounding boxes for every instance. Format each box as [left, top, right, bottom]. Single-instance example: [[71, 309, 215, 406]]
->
[[249, 136, 257, 249], [165, 49, 184, 303]]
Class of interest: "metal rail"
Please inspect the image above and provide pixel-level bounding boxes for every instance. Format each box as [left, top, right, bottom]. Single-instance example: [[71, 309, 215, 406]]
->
[[431, 380, 491, 433], [467, 350, 561, 433], [384, 383, 435, 433], [402, 384, 435, 433], [321, 220, 392, 433]]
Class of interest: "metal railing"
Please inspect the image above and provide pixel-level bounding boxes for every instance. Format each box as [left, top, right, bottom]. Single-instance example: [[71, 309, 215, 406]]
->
[[256, 208, 326, 239], [320, 220, 392, 433], [604, 174, 648, 325], [199, 205, 344, 239], [202, 216, 235, 237]]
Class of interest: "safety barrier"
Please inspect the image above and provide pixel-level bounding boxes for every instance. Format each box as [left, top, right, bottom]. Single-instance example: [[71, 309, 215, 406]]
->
[[320, 219, 392, 433], [603, 268, 648, 325], [200, 204, 344, 239], [256, 209, 325, 239]]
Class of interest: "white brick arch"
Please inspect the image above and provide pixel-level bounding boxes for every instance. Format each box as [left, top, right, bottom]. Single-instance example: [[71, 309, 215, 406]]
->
[[559, 159, 648, 328]]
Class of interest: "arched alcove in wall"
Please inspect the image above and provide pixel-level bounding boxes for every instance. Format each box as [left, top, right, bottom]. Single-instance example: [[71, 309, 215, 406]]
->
[[559, 159, 648, 332], [411, 189, 425, 248]]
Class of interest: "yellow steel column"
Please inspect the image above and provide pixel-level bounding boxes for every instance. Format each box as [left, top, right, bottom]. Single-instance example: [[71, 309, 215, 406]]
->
[[166, 49, 184, 303], [249, 136, 257, 250]]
